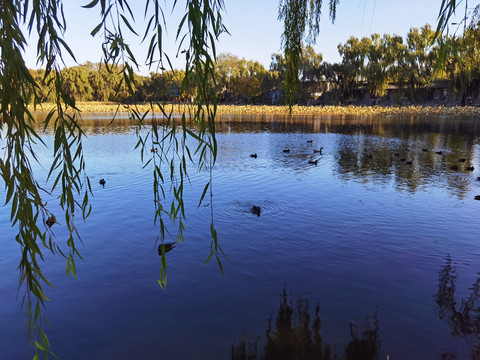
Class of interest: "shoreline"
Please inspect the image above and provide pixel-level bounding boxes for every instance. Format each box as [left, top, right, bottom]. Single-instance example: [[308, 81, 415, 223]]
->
[[30, 102, 480, 117]]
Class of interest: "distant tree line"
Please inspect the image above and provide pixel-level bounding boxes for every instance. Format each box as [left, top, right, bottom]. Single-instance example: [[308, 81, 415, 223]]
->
[[29, 23, 480, 106]]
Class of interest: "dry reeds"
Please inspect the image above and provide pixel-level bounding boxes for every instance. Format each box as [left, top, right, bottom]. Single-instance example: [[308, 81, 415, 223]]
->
[[30, 102, 480, 117]]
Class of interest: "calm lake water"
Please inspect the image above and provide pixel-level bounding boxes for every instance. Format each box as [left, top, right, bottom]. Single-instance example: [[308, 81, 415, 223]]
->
[[1, 113, 480, 359]]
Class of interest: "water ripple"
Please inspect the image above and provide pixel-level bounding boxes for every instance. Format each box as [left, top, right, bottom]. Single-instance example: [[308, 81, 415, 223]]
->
[[218, 199, 288, 218]]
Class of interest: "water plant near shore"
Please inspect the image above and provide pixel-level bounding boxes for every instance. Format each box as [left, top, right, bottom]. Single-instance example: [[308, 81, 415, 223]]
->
[[30, 103, 480, 117]]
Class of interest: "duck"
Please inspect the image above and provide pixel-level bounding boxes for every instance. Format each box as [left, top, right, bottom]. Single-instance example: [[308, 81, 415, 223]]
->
[[283, 149, 290, 153], [251, 205, 261, 217], [158, 242, 176, 255], [314, 147, 323, 154], [99, 178, 106, 186], [250, 154, 257, 158], [306, 140, 313, 143], [46, 215, 56, 228], [477, 177, 480, 181], [450, 165, 459, 171], [457, 158, 466, 162], [474, 195, 480, 201], [308, 160, 318, 165], [466, 166, 475, 171], [151, 148, 158, 153]]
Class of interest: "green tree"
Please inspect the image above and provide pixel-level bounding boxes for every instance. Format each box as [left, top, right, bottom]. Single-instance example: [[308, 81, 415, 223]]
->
[[381, 34, 407, 103], [337, 36, 369, 101], [445, 22, 480, 105], [215, 53, 267, 103], [403, 25, 439, 103], [61, 65, 93, 101], [298, 44, 323, 103]]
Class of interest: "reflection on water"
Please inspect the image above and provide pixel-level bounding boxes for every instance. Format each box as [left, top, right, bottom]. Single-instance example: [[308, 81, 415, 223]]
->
[[1, 112, 479, 359], [231, 290, 380, 360], [30, 112, 480, 197], [436, 256, 480, 359], [215, 114, 480, 198]]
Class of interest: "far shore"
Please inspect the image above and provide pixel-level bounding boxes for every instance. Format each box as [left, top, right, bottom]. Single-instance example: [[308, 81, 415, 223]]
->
[[30, 102, 480, 117]]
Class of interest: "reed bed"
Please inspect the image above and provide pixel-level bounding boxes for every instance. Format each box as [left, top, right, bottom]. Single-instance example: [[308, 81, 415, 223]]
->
[[31, 102, 480, 117]]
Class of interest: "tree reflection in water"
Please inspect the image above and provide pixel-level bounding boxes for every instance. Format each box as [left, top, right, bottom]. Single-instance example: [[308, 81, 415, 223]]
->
[[435, 256, 480, 359], [231, 289, 380, 360]]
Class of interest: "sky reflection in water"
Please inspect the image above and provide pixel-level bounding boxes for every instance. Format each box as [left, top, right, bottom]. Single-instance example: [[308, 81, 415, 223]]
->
[[1, 113, 479, 359]]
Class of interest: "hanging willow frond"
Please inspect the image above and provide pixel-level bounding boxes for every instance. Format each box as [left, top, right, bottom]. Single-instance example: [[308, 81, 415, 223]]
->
[[278, 0, 338, 110], [1, 1, 225, 358]]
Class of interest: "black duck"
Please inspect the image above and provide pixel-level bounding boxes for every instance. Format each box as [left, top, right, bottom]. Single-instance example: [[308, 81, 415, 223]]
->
[[251, 205, 261, 217], [46, 215, 56, 228], [158, 243, 176, 255]]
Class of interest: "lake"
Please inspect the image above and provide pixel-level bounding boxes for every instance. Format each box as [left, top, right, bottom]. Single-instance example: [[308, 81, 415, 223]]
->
[[1, 113, 480, 359]]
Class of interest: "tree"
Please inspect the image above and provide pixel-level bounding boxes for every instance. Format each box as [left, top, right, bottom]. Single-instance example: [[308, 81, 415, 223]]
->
[[337, 36, 369, 101], [298, 44, 323, 103], [381, 34, 407, 103], [215, 53, 267, 103], [403, 25, 439, 103], [364, 34, 391, 100], [444, 21, 480, 105]]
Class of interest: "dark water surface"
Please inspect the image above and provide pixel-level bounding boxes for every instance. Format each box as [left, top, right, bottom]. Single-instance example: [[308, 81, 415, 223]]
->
[[1, 113, 480, 359]]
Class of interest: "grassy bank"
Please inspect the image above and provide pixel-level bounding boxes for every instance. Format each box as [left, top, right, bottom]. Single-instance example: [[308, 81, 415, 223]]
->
[[31, 102, 480, 117]]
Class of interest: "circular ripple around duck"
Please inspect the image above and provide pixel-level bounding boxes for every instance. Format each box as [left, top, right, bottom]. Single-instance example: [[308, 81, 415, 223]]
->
[[218, 200, 287, 218]]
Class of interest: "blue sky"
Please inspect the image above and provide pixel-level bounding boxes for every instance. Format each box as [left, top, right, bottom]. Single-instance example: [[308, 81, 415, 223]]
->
[[22, 0, 461, 75]]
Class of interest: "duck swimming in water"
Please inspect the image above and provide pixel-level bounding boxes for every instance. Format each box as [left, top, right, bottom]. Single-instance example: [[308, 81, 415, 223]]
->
[[158, 242, 176, 255], [314, 147, 323, 154], [466, 166, 475, 171], [251, 205, 261, 216], [283, 149, 290, 153], [250, 154, 257, 158], [99, 178, 106, 186], [308, 160, 318, 165], [46, 215, 56, 228]]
